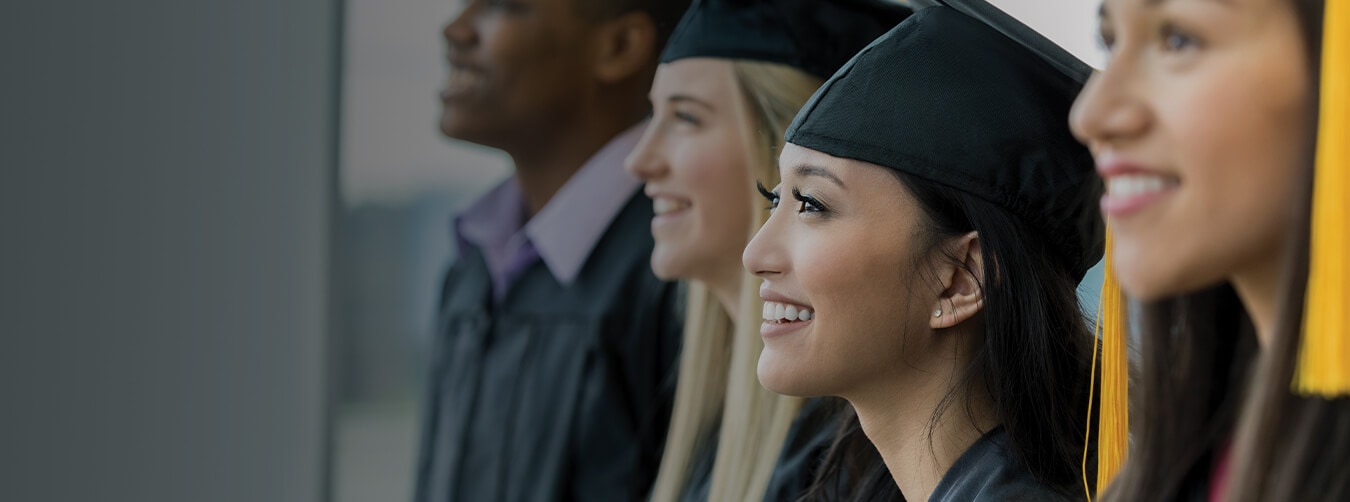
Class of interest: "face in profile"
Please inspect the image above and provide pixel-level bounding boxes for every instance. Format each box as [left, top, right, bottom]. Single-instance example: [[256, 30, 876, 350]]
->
[[743, 143, 955, 399], [439, 0, 598, 146], [625, 58, 757, 292], [1070, 0, 1313, 300]]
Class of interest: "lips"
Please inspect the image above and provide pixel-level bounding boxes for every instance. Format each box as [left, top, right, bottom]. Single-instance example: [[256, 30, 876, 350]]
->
[[442, 61, 486, 100], [1096, 155, 1180, 218]]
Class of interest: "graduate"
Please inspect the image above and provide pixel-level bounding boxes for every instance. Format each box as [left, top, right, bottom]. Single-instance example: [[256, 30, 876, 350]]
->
[[1072, 0, 1350, 499], [623, 1, 910, 500], [742, 0, 1105, 500], [414, 1, 689, 501]]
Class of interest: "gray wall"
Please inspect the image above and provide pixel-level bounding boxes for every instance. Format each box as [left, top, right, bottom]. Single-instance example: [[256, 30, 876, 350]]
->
[[0, 1, 340, 501]]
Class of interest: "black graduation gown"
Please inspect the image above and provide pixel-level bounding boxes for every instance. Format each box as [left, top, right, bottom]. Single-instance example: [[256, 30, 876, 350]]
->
[[928, 427, 1083, 502], [414, 192, 682, 502], [678, 397, 840, 502]]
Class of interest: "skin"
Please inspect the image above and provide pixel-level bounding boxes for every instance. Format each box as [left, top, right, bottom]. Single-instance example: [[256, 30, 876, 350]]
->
[[1069, 0, 1314, 343], [625, 58, 757, 312], [440, 0, 657, 215], [743, 143, 995, 500]]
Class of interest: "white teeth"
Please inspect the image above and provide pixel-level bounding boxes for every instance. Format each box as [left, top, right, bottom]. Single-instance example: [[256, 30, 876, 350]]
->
[[446, 69, 483, 91], [653, 198, 689, 215], [760, 301, 815, 322], [1108, 174, 1173, 198]]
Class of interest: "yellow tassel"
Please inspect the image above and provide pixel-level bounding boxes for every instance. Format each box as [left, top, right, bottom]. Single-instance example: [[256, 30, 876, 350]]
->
[[1296, 0, 1350, 397], [1084, 228, 1129, 500]]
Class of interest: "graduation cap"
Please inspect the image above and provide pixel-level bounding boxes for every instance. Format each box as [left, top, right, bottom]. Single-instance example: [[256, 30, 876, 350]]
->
[[659, 0, 912, 79], [783, 0, 1102, 281], [781, 1, 1117, 495]]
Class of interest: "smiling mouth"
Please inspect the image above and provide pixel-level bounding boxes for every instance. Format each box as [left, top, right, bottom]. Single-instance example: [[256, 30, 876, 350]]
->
[[762, 301, 814, 323], [1101, 173, 1180, 217], [1106, 173, 1178, 198], [443, 67, 485, 97], [653, 197, 691, 215]]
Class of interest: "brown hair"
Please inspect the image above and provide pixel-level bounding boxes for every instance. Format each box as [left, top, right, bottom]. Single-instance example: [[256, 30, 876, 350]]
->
[[1101, 1, 1350, 500]]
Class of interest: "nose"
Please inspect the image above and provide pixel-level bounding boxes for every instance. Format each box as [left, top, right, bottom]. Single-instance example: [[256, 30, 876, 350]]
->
[[1069, 63, 1151, 152], [743, 208, 787, 279], [443, 1, 478, 50], [624, 124, 669, 182]]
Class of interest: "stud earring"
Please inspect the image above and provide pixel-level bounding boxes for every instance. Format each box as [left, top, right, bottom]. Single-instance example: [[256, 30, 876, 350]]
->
[[933, 309, 943, 317]]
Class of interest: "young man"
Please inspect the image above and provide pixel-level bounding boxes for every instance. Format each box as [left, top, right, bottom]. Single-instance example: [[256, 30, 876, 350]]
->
[[414, 0, 689, 501]]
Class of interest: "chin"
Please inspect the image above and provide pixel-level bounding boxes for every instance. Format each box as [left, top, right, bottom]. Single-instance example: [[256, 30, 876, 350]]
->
[[1114, 250, 1221, 301], [438, 116, 471, 141], [438, 108, 489, 144], [757, 347, 823, 397], [647, 252, 683, 282]]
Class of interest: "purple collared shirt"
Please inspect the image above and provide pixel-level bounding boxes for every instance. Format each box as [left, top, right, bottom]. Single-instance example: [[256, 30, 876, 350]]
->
[[454, 122, 646, 300]]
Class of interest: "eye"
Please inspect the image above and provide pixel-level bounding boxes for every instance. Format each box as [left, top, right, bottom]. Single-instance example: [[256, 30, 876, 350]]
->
[[484, 0, 527, 13], [791, 188, 827, 215], [674, 110, 702, 127], [1096, 27, 1116, 53], [757, 181, 780, 211], [1160, 23, 1200, 53]]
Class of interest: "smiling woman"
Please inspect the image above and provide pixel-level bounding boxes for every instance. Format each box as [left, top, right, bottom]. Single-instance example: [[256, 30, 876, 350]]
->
[[623, 1, 912, 501], [743, 2, 1106, 500], [1071, 0, 1350, 500]]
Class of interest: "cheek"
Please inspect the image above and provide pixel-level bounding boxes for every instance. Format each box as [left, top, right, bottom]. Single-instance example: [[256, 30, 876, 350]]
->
[[684, 145, 755, 244], [1118, 65, 1310, 298], [494, 29, 581, 102], [763, 229, 922, 395]]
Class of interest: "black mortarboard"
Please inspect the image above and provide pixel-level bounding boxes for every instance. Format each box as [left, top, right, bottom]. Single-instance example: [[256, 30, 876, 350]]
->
[[784, 0, 1104, 282], [659, 0, 912, 79]]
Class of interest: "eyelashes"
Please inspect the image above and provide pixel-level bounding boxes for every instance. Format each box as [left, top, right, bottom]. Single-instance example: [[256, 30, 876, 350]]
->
[[757, 181, 779, 210], [756, 181, 828, 215], [791, 188, 827, 214]]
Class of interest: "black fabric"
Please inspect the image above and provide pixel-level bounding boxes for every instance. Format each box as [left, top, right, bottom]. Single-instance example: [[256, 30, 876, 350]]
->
[[930, 427, 1083, 501], [785, 3, 1104, 281], [659, 0, 911, 79], [676, 398, 841, 502], [413, 192, 682, 502]]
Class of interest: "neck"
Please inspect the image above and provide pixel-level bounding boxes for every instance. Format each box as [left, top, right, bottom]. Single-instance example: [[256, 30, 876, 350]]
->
[[508, 102, 647, 218], [1230, 243, 1293, 349], [847, 331, 996, 502]]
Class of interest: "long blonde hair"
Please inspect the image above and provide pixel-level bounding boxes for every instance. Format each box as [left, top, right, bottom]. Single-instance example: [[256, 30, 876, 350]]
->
[[648, 60, 825, 502]]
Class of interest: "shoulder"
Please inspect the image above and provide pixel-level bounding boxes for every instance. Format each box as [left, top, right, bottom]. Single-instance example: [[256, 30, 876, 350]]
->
[[930, 428, 1084, 502]]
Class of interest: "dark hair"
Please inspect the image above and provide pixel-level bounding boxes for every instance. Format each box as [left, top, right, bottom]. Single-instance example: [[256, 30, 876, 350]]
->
[[802, 171, 1099, 501], [1100, 1, 1350, 501], [574, 0, 691, 53]]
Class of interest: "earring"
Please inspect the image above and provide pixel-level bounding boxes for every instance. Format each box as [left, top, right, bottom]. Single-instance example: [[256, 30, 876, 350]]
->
[[933, 309, 942, 317]]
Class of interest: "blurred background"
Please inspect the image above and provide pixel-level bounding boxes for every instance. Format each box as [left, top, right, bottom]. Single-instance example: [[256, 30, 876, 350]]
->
[[1, 1, 1104, 501]]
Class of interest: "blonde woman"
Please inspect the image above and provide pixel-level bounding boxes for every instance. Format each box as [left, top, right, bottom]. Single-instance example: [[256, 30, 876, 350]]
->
[[623, 1, 910, 501]]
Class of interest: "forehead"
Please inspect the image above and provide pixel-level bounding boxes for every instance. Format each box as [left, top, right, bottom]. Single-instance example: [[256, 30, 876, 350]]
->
[[778, 143, 899, 189], [651, 58, 740, 102], [1100, 0, 1263, 17]]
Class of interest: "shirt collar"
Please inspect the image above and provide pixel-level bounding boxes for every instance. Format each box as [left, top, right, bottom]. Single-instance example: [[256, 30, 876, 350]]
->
[[454, 122, 646, 285]]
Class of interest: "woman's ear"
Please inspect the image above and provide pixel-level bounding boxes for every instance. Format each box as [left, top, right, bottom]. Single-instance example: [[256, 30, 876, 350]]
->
[[930, 231, 985, 329]]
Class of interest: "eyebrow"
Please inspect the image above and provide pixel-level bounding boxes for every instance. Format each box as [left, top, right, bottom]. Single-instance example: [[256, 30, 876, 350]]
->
[[667, 94, 714, 111], [1143, 0, 1234, 7], [794, 164, 845, 188], [1099, 0, 1233, 24]]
